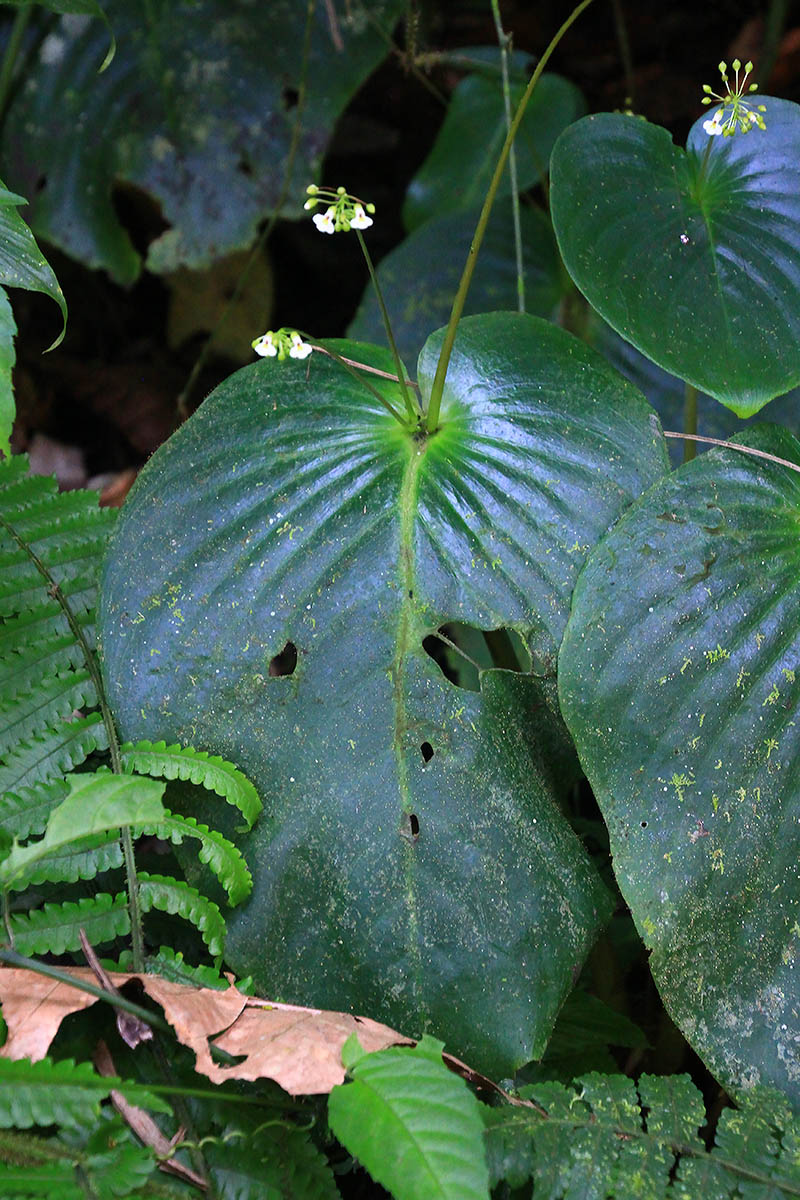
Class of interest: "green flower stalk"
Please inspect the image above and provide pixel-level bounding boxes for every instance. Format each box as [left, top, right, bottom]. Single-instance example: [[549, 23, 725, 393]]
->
[[702, 59, 766, 136]]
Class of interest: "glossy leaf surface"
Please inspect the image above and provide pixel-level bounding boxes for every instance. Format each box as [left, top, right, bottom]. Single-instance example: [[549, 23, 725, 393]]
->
[[404, 71, 584, 231], [348, 202, 564, 368], [559, 426, 800, 1107], [100, 313, 668, 1074], [551, 98, 800, 417], [1, 0, 401, 280]]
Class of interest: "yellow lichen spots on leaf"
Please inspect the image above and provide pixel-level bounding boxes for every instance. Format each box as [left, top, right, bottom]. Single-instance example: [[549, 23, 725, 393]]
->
[[736, 666, 750, 688], [704, 644, 730, 664], [714, 759, 722, 769], [763, 682, 781, 706], [698, 712, 705, 727], [782, 667, 796, 683], [680, 656, 693, 674], [710, 847, 725, 874], [347, 739, 355, 751], [663, 851, 672, 863], [755, 632, 765, 647], [764, 737, 779, 761], [670, 771, 694, 802], [712, 793, 719, 811], [490, 557, 502, 570], [642, 916, 656, 938], [658, 676, 669, 686], [688, 736, 701, 750]]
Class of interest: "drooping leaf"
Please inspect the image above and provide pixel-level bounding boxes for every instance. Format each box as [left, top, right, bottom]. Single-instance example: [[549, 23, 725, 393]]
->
[[329, 1035, 490, 1200], [0, 179, 66, 347], [138, 872, 226, 958], [120, 740, 261, 829], [404, 68, 584, 231], [132, 809, 251, 906], [348, 201, 565, 368], [0, 770, 165, 888], [1, 0, 403, 281], [2, 1, 115, 71], [559, 425, 800, 1109], [551, 97, 800, 417], [100, 314, 668, 1075]]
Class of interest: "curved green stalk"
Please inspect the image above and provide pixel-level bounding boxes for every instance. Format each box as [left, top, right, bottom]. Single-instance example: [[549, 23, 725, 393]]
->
[[426, 0, 596, 432], [490, 0, 525, 313], [0, 5, 31, 131], [683, 382, 698, 462], [355, 229, 419, 420]]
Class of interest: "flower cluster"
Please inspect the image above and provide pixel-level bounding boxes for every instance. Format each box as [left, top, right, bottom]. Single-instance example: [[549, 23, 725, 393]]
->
[[701, 59, 766, 137], [251, 328, 312, 361], [304, 185, 375, 234]]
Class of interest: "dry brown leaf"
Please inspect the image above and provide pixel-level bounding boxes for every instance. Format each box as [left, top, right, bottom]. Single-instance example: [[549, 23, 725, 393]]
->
[[0, 967, 410, 1095]]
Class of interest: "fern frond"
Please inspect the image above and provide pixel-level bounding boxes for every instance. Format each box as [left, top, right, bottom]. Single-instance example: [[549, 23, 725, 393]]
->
[[0, 1056, 170, 1129], [0, 779, 68, 840], [0, 711, 108, 793], [137, 945, 237, 990], [121, 740, 262, 829], [0, 629, 85, 700], [138, 872, 226, 958], [7, 832, 123, 892], [0, 669, 96, 755], [134, 809, 252, 906], [484, 1073, 800, 1198], [8, 892, 129, 955]]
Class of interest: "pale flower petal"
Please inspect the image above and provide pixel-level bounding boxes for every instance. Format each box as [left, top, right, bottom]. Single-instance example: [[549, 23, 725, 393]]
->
[[312, 206, 336, 234], [252, 332, 277, 357], [350, 203, 373, 230], [703, 111, 723, 135], [289, 332, 313, 360]]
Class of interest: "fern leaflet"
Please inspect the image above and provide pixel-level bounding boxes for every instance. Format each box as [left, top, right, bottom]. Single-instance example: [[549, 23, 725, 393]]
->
[[134, 809, 252, 905], [138, 872, 226, 958], [0, 1056, 169, 1129], [8, 893, 130, 955], [121, 739, 262, 829]]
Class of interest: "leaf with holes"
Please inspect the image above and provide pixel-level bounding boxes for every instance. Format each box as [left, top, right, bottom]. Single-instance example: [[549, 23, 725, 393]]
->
[[1, 0, 403, 281], [551, 96, 800, 417], [100, 313, 668, 1075], [559, 425, 800, 1109]]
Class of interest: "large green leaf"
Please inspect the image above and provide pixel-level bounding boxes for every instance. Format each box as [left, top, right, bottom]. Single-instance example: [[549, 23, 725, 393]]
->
[[99, 313, 668, 1075], [1, 0, 402, 281], [551, 97, 800, 418], [559, 425, 800, 1109], [329, 1035, 490, 1200], [403, 70, 584, 231], [348, 201, 564, 369]]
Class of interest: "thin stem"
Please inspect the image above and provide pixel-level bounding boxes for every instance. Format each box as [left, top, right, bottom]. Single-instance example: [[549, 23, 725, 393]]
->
[[610, 0, 635, 109], [355, 229, 418, 419], [0, 5, 32, 131], [426, 0, 596, 433], [490, 0, 525, 313], [308, 343, 408, 423], [663, 431, 800, 476], [682, 382, 698, 462], [176, 0, 317, 420], [760, 0, 787, 88], [434, 631, 483, 673]]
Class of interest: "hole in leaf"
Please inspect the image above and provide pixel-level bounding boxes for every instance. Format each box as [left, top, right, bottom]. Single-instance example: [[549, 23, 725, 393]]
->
[[269, 640, 297, 677], [400, 812, 420, 841], [237, 158, 254, 178], [640, 821, 648, 828], [282, 86, 299, 110], [409, 813, 419, 836], [420, 741, 433, 763], [422, 622, 530, 692]]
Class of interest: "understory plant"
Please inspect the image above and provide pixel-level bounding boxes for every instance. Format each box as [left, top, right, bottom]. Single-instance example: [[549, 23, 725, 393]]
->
[[0, 0, 799, 1197]]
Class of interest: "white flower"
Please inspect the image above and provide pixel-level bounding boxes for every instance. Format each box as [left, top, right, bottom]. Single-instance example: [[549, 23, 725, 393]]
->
[[289, 332, 312, 360], [252, 331, 277, 357], [312, 206, 336, 234], [350, 203, 373, 230], [703, 109, 723, 135]]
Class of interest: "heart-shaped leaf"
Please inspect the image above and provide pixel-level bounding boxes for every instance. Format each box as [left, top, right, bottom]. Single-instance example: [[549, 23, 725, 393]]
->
[[100, 313, 668, 1074], [559, 425, 800, 1108], [348, 201, 564, 369], [2, 0, 401, 280], [404, 70, 584, 232], [551, 97, 800, 417]]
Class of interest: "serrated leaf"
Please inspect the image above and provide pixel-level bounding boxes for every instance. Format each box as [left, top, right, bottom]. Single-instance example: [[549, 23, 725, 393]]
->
[[7, 830, 123, 890], [0, 1057, 109, 1128], [329, 1037, 490, 1200], [559, 425, 800, 1108], [120, 740, 261, 829], [138, 872, 226, 957], [0, 710, 108, 794], [0, 778, 69, 840], [101, 314, 668, 1075], [133, 809, 251, 906], [8, 892, 129, 954], [1, 0, 403, 280], [551, 98, 800, 416], [208, 1124, 339, 1200]]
